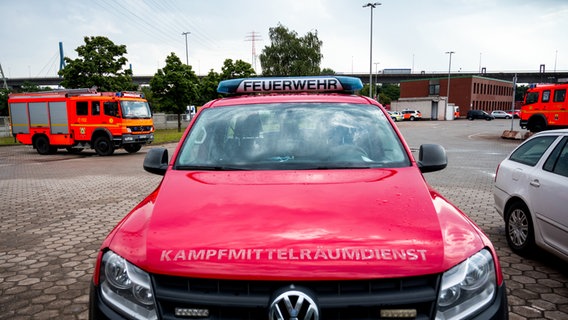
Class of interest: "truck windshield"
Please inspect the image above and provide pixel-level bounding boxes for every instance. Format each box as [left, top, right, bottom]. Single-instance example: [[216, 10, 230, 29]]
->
[[175, 103, 410, 170], [121, 101, 152, 119], [524, 92, 539, 105]]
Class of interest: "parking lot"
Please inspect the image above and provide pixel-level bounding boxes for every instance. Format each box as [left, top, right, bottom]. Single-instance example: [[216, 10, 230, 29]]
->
[[1, 119, 567, 319]]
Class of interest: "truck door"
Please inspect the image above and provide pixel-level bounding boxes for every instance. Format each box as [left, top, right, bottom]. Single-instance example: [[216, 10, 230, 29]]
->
[[72, 101, 90, 141], [552, 88, 566, 125]]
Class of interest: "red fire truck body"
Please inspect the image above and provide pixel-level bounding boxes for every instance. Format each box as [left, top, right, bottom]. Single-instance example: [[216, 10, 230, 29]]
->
[[8, 88, 154, 155], [520, 83, 568, 132]]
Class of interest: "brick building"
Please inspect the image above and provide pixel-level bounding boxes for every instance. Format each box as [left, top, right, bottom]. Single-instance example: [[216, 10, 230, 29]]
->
[[395, 75, 514, 119]]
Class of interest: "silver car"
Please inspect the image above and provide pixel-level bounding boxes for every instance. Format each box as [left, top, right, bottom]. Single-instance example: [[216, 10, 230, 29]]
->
[[491, 110, 512, 119], [494, 129, 568, 261]]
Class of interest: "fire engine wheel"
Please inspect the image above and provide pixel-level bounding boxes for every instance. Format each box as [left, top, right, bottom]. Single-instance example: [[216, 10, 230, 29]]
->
[[528, 117, 547, 133], [34, 136, 56, 155], [123, 144, 142, 153], [94, 136, 115, 156]]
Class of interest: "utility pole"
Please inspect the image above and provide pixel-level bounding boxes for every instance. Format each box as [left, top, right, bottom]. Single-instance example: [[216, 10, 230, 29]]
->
[[245, 31, 262, 72], [363, 2, 381, 99], [182, 32, 191, 65], [510, 74, 517, 131], [445, 51, 455, 119]]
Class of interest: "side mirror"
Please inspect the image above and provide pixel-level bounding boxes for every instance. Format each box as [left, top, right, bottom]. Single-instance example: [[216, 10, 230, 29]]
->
[[143, 147, 169, 175], [417, 144, 447, 173]]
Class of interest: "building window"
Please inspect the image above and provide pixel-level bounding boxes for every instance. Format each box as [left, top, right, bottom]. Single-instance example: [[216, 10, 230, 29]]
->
[[429, 84, 440, 95]]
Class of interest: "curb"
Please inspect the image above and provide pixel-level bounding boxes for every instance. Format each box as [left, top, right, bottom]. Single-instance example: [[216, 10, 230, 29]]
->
[[501, 130, 532, 140]]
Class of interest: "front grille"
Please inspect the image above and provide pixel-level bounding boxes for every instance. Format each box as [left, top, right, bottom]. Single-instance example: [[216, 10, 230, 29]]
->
[[128, 126, 153, 132], [152, 274, 440, 320]]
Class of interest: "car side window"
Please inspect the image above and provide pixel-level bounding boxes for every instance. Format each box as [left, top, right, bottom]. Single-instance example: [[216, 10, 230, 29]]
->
[[509, 136, 557, 166], [543, 137, 568, 177]]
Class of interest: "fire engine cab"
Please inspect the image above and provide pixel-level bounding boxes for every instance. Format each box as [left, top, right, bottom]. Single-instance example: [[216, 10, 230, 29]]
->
[[8, 88, 154, 156], [520, 83, 568, 132]]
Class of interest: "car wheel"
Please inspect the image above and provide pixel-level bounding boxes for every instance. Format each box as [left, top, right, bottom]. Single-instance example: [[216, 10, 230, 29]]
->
[[505, 201, 535, 256], [409, 116, 415, 121]]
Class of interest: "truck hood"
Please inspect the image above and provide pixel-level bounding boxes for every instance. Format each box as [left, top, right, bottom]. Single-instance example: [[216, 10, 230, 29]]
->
[[109, 168, 484, 280]]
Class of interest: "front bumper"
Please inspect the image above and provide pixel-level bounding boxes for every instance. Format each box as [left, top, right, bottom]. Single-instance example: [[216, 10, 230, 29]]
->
[[113, 133, 154, 146], [89, 280, 508, 320]]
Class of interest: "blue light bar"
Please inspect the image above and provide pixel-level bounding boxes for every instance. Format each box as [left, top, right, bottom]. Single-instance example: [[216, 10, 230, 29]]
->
[[217, 76, 363, 94]]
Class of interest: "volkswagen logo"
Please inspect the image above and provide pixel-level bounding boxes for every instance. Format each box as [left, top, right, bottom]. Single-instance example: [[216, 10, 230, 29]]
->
[[269, 287, 320, 320]]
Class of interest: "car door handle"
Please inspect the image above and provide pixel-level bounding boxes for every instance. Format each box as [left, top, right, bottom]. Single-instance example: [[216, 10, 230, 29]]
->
[[529, 179, 540, 188]]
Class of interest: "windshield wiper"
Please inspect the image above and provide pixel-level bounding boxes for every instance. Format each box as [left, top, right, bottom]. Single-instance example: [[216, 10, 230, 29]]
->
[[175, 165, 246, 171], [311, 165, 373, 170]]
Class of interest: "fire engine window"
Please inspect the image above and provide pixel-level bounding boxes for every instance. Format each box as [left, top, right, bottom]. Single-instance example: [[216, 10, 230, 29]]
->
[[525, 92, 539, 105], [92, 101, 100, 116], [554, 89, 566, 103], [104, 102, 119, 117], [542, 90, 551, 103], [76, 101, 88, 115]]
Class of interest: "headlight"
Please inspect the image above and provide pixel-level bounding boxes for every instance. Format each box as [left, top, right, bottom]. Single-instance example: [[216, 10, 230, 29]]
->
[[436, 249, 496, 320], [100, 251, 157, 320]]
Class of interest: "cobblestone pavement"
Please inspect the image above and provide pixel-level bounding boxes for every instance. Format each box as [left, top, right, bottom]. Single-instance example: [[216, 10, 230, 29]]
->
[[1, 119, 567, 319]]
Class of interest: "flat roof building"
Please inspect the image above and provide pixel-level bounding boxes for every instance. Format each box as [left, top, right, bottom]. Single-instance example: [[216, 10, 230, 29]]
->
[[396, 75, 514, 119]]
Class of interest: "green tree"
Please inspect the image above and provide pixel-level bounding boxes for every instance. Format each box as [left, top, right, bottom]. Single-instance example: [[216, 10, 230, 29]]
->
[[379, 83, 400, 105], [516, 85, 528, 102], [19, 81, 52, 93], [259, 24, 323, 76], [0, 88, 8, 116], [58, 36, 136, 91], [221, 59, 256, 79], [140, 86, 157, 112], [197, 69, 221, 105], [150, 53, 199, 132], [320, 68, 336, 75], [196, 59, 256, 105]]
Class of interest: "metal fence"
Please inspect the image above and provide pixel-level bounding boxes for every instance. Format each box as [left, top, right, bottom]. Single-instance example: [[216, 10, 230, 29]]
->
[[0, 117, 10, 138]]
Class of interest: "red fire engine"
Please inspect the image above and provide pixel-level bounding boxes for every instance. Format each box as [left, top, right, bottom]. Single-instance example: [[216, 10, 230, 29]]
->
[[8, 88, 154, 156], [520, 83, 568, 132]]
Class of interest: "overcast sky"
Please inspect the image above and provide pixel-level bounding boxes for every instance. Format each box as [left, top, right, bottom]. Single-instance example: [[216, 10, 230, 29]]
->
[[1, 0, 567, 78]]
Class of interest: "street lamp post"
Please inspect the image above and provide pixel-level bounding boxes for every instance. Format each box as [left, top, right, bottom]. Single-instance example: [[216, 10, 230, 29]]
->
[[374, 62, 380, 100], [182, 32, 191, 65], [445, 51, 455, 119], [363, 2, 381, 99]]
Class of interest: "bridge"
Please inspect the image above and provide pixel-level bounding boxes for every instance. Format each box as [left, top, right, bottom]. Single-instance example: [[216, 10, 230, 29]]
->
[[4, 71, 568, 89]]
